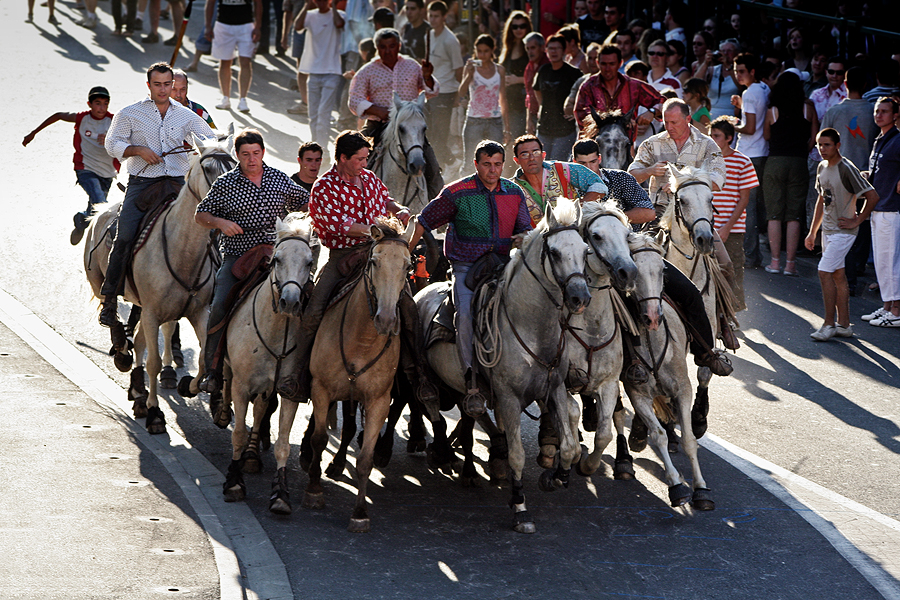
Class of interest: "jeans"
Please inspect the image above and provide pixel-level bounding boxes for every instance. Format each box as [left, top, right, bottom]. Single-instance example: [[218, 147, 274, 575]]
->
[[537, 128, 577, 161], [663, 259, 714, 357], [307, 73, 344, 152], [100, 175, 184, 298], [426, 93, 458, 166], [451, 262, 475, 370], [204, 255, 239, 371], [463, 116, 503, 162], [75, 169, 113, 218], [110, 0, 136, 30], [744, 156, 767, 267]]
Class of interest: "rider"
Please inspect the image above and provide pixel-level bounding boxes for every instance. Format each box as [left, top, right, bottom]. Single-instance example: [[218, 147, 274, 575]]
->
[[22, 85, 120, 246], [409, 140, 533, 417], [100, 62, 215, 328], [511, 134, 609, 225], [194, 129, 310, 394], [571, 138, 656, 225], [347, 27, 444, 199], [289, 130, 439, 406], [170, 69, 217, 130]]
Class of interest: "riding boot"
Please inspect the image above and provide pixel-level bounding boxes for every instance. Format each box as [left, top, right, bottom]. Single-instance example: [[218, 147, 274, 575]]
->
[[718, 313, 740, 351], [423, 141, 444, 200], [621, 333, 649, 384], [99, 295, 121, 328], [462, 367, 488, 418], [399, 290, 440, 409]]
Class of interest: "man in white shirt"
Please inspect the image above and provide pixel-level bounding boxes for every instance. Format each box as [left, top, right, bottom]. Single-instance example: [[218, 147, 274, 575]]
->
[[731, 52, 769, 268], [426, 0, 463, 166], [296, 0, 345, 155]]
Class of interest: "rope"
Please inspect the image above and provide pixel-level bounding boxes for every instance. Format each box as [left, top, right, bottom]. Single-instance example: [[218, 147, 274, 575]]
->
[[473, 282, 504, 369]]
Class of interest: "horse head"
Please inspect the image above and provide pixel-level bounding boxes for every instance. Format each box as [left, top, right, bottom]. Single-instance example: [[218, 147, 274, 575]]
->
[[537, 198, 591, 314], [390, 92, 427, 178], [366, 216, 414, 336], [272, 214, 317, 317], [628, 232, 665, 331], [664, 163, 715, 255], [587, 107, 634, 171], [188, 131, 236, 203], [581, 199, 638, 293]]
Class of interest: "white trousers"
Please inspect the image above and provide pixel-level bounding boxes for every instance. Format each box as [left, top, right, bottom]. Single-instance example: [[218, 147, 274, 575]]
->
[[871, 211, 900, 302]]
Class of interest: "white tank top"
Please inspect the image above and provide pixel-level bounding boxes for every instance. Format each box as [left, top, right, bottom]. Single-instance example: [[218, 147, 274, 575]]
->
[[467, 67, 502, 119]]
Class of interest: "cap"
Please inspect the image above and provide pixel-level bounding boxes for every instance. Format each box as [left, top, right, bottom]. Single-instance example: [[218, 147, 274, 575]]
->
[[783, 67, 810, 83], [88, 86, 111, 101], [370, 7, 395, 25]]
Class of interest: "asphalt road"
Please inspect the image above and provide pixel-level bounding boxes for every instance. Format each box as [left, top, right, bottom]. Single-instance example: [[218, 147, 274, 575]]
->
[[3, 4, 899, 599]]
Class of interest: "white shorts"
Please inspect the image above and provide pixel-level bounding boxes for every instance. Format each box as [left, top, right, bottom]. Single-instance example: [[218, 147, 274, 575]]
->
[[211, 22, 256, 60], [818, 232, 856, 273]]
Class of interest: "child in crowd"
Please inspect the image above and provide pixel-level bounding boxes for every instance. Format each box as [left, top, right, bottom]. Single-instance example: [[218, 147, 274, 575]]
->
[[22, 86, 119, 245], [804, 128, 879, 341], [683, 77, 712, 132]]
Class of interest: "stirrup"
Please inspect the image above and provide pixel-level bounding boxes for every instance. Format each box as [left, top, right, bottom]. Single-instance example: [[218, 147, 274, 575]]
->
[[696, 350, 733, 377], [99, 297, 120, 328], [416, 377, 440, 407], [623, 361, 649, 384], [198, 370, 222, 394], [462, 388, 487, 418]]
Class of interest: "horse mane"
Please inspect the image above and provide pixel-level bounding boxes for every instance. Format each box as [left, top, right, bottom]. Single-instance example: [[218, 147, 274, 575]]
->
[[278, 212, 313, 241], [659, 165, 712, 229], [581, 109, 630, 140], [505, 197, 579, 279], [374, 215, 405, 238], [582, 198, 629, 229], [627, 230, 664, 254]]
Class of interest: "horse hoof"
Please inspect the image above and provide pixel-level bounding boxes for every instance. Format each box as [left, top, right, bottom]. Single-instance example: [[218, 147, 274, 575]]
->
[[302, 491, 325, 510], [347, 518, 370, 533], [212, 401, 232, 429], [114, 351, 133, 373], [145, 406, 167, 435], [269, 497, 292, 515], [324, 461, 344, 480], [460, 475, 481, 488], [407, 438, 427, 454], [373, 451, 391, 469], [224, 485, 245, 503], [424, 446, 450, 474], [668, 483, 692, 507], [159, 366, 178, 389], [241, 451, 261, 474], [538, 469, 559, 492], [691, 409, 708, 440], [629, 419, 649, 452], [536, 452, 555, 469], [132, 397, 148, 419], [614, 459, 636, 480], [512, 511, 535, 534], [177, 375, 197, 398], [691, 488, 715, 511], [489, 457, 509, 483], [172, 349, 185, 369]]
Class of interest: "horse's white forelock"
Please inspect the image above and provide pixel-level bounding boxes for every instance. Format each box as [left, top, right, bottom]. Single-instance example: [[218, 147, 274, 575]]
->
[[582, 198, 628, 229], [505, 197, 580, 280], [551, 197, 579, 227], [277, 212, 312, 242], [627, 230, 664, 254], [660, 165, 712, 228], [386, 98, 426, 142]]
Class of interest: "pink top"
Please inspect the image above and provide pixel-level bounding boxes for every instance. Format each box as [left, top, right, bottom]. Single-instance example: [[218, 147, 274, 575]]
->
[[348, 55, 439, 121], [467, 67, 502, 119]]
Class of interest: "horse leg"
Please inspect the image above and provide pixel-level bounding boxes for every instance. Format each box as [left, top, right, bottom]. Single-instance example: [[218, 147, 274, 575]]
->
[[691, 366, 713, 439], [407, 397, 428, 454], [326, 400, 357, 479], [374, 381, 406, 468], [477, 413, 509, 483], [425, 410, 454, 475], [158, 321, 178, 390], [298, 414, 314, 474], [113, 305, 139, 372], [178, 309, 208, 398], [457, 413, 479, 487], [630, 389, 690, 506], [269, 398, 301, 515], [139, 316, 166, 434], [539, 390, 580, 492], [612, 396, 636, 480], [578, 382, 618, 477], [211, 365, 233, 428], [302, 385, 330, 510], [495, 398, 533, 533], [171, 321, 184, 368], [224, 384, 250, 503], [348, 395, 391, 533], [676, 388, 714, 511], [242, 394, 269, 474], [536, 407, 558, 469]]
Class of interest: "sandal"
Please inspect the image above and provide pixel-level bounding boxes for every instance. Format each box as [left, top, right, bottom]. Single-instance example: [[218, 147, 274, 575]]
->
[[783, 261, 798, 277]]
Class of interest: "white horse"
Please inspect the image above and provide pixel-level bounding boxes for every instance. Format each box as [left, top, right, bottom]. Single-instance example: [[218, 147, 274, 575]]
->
[[417, 198, 592, 533], [376, 92, 430, 215], [217, 215, 317, 514], [620, 232, 715, 511], [83, 132, 236, 433]]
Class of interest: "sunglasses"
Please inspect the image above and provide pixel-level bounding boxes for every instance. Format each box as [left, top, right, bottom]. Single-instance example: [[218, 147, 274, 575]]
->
[[827, 69, 845, 75], [647, 51, 670, 56], [517, 149, 544, 159], [511, 23, 528, 30]]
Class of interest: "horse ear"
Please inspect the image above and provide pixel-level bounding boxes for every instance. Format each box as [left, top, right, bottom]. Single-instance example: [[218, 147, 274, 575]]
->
[[402, 215, 417, 244], [227, 122, 235, 136], [416, 91, 426, 110], [574, 199, 583, 224], [393, 92, 403, 113], [190, 132, 204, 153], [590, 105, 602, 128], [225, 134, 235, 155], [545, 201, 559, 229], [370, 224, 384, 242], [666, 163, 683, 188]]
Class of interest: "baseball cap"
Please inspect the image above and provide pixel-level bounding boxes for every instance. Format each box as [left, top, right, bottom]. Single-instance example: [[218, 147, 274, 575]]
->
[[88, 86, 111, 101], [370, 7, 395, 26], [783, 67, 810, 82]]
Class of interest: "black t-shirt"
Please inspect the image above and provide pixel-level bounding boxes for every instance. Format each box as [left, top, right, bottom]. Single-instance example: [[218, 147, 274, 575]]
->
[[290, 173, 314, 192], [217, 0, 254, 26], [401, 21, 431, 60], [534, 62, 582, 136], [577, 15, 609, 50]]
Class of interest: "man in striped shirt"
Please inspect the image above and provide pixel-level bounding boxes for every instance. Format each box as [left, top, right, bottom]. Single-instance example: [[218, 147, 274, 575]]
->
[[709, 116, 759, 313]]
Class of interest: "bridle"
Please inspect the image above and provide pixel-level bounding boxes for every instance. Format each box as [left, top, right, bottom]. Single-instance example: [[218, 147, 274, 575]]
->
[[520, 224, 588, 311], [386, 116, 427, 206], [186, 150, 237, 199], [628, 242, 670, 380], [268, 235, 315, 313], [582, 211, 629, 280], [661, 178, 714, 262]]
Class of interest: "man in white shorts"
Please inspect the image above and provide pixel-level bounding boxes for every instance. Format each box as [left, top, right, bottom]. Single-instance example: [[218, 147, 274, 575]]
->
[[804, 128, 879, 342], [205, 0, 262, 113]]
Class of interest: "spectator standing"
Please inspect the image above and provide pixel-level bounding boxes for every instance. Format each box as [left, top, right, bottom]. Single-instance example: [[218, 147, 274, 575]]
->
[[805, 128, 878, 340], [861, 98, 900, 327], [499, 11, 532, 140], [683, 77, 711, 131], [284, 0, 309, 116], [663, 2, 687, 44], [862, 60, 900, 104], [762, 71, 817, 276], [783, 27, 811, 74], [806, 58, 848, 230], [400, 0, 430, 60], [576, 0, 609, 51], [646, 40, 682, 98], [709, 116, 759, 312], [523, 32, 549, 135], [458, 35, 509, 160], [690, 31, 715, 77], [732, 52, 770, 268], [696, 38, 740, 120], [559, 25, 587, 73], [804, 50, 829, 96], [426, 1, 464, 167], [667, 40, 690, 86], [26, 0, 57, 24], [615, 29, 638, 72], [296, 0, 346, 155], [207, 0, 262, 113], [533, 34, 582, 160]]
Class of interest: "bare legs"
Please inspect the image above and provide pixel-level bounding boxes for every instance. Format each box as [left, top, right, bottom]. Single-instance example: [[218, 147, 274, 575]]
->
[[767, 219, 800, 273], [818, 268, 850, 328]]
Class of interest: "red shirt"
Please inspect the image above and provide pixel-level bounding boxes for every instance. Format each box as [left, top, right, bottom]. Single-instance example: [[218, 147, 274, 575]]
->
[[524, 56, 550, 114], [574, 72, 664, 129], [309, 166, 393, 249]]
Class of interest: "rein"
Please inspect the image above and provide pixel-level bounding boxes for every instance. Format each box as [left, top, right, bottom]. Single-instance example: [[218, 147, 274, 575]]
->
[[385, 116, 426, 206]]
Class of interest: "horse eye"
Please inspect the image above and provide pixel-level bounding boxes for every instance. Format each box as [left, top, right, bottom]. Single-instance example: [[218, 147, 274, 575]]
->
[[550, 248, 561, 258], [592, 233, 602, 241], [271, 257, 279, 265]]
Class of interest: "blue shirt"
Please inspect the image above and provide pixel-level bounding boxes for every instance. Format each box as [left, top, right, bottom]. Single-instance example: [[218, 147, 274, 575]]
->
[[869, 127, 900, 212]]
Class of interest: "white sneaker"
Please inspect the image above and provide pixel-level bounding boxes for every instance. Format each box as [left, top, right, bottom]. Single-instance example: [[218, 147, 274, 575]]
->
[[215, 96, 231, 110], [78, 14, 97, 28], [870, 313, 900, 328], [834, 325, 854, 338], [861, 307, 887, 321], [810, 325, 836, 342], [237, 98, 250, 112]]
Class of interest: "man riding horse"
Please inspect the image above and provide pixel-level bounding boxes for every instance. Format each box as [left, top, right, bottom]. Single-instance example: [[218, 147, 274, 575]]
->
[[347, 27, 444, 199], [194, 128, 310, 394], [289, 130, 439, 406], [99, 61, 215, 328], [408, 140, 533, 418]]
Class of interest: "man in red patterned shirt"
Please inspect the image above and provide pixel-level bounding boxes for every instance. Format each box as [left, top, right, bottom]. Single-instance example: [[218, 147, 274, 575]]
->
[[574, 44, 664, 136], [289, 130, 438, 405]]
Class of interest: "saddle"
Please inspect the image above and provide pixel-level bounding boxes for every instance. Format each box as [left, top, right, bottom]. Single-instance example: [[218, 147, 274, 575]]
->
[[104, 178, 183, 255], [323, 243, 372, 312], [424, 282, 456, 349]]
